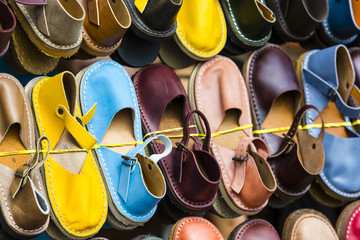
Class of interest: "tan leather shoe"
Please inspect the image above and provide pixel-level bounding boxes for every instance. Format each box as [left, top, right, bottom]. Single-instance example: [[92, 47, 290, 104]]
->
[[282, 209, 338, 240]]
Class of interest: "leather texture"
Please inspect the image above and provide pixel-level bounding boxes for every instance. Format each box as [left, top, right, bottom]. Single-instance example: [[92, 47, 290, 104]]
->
[[283, 209, 338, 240], [78, 60, 170, 228], [79, 0, 131, 56], [123, 0, 181, 40], [133, 64, 221, 215], [229, 219, 280, 240], [170, 217, 224, 240], [30, 71, 108, 238], [0, 74, 49, 238], [190, 56, 276, 215], [266, 0, 328, 42], [350, 47, 360, 88], [221, 0, 275, 50], [0, 0, 16, 57], [246, 44, 325, 203], [300, 45, 360, 200], [246, 44, 301, 154], [336, 200, 360, 240], [10, 0, 85, 57], [318, 0, 360, 45], [175, 0, 226, 59]]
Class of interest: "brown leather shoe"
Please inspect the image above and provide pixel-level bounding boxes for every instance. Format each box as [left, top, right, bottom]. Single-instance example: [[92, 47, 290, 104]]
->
[[244, 44, 325, 207], [188, 56, 276, 216], [133, 64, 221, 220], [282, 209, 338, 240], [229, 219, 280, 240], [78, 0, 131, 57], [169, 217, 224, 240], [0, 73, 50, 238]]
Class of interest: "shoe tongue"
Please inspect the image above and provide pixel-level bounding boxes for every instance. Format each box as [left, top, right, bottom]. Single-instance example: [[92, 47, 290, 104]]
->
[[137, 0, 181, 31]]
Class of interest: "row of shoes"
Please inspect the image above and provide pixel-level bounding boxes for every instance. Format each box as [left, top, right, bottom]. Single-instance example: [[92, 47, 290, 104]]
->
[[0, 41, 359, 239], [1, 0, 360, 73]]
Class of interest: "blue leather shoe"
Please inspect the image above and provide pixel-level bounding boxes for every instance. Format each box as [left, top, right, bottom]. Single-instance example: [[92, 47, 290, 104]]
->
[[76, 60, 172, 229], [316, 0, 360, 45], [297, 45, 360, 206]]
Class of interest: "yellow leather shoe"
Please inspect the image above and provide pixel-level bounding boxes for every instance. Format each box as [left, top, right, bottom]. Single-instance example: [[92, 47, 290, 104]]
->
[[25, 71, 108, 239], [162, 0, 226, 64]]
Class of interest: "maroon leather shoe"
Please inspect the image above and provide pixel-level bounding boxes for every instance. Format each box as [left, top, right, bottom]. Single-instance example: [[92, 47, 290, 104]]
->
[[244, 44, 325, 207], [133, 64, 221, 221], [229, 219, 280, 240], [0, 0, 16, 57]]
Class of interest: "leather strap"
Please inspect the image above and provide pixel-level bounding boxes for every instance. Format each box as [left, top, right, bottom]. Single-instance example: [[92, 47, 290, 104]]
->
[[275, 105, 324, 156], [231, 137, 269, 193], [118, 134, 171, 202], [88, 0, 100, 26], [14, 0, 47, 5], [303, 68, 360, 118], [10, 136, 50, 198], [55, 104, 97, 150], [179, 110, 211, 152]]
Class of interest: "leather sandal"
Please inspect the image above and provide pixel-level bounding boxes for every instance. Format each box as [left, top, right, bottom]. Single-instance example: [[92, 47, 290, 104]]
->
[[0, 73, 50, 238], [4, 21, 59, 75], [76, 60, 171, 230], [0, 0, 16, 57], [220, 0, 275, 54], [336, 200, 360, 240], [297, 44, 360, 207], [311, 0, 360, 47], [188, 56, 276, 216], [228, 219, 280, 240], [159, 0, 226, 68], [265, 0, 328, 42], [25, 71, 108, 239], [282, 209, 338, 240], [169, 217, 224, 240], [133, 64, 221, 220], [8, 0, 85, 58], [78, 0, 131, 57], [113, 0, 182, 67], [244, 44, 325, 207]]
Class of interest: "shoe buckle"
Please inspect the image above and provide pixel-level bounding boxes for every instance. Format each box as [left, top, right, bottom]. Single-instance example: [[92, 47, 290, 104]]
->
[[282, 133, 295, 146], [327, 86, 337, 102], [175, 142, 188, 153], [121, 155, 137, 166], [232, 153, 248, 163]]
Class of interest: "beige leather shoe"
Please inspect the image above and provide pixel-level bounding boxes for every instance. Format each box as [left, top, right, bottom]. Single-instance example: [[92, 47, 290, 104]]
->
[[282, 209, 338, 240]]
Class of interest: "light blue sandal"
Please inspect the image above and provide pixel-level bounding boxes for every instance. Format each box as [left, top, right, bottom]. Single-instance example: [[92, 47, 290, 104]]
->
[[77, 60, 172, 229]]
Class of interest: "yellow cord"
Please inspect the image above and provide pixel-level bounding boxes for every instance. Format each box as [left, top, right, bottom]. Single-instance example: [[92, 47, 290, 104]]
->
[[1, 121, 359, 157]]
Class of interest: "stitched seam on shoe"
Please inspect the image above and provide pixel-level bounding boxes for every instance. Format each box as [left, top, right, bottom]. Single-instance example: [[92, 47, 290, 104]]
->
[[174, 218, 222, 240], [346, 206, 360, 239], [34, 80, 105, 234], [0, 75, 48, 217], [196, 57, 264, 211], [176, 2, 225, 55], [17, 4, 82, 49], [322, 19, 356, 43], [292, 215, 337, 240], [236, 220, 276, 239], [0, 183, 45, 232], [225, 0, 269, 44], [133, 67, 216, 207], [82, 61, 154, 220], [82, 29, 119, 50]]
